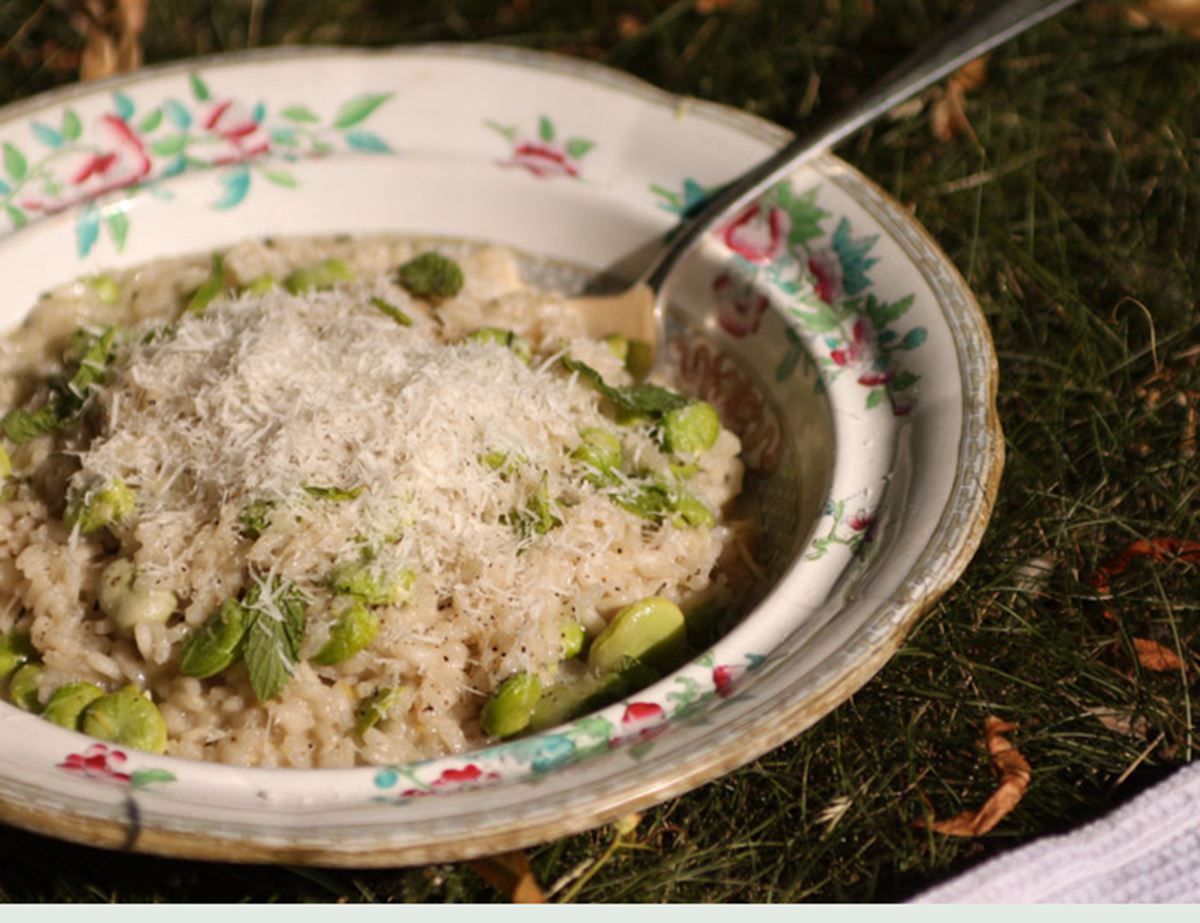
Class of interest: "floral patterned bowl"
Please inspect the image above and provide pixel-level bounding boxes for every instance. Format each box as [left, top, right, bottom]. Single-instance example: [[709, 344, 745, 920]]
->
[[0, 46, 1002, 865]]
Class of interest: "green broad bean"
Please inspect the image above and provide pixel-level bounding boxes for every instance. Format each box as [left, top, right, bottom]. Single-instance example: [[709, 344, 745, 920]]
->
[[0, 444, 11, 479], [87, 274, 122, 305], [588, 596, 686, 674], [43, 681, 105, 730], [571, 428, 622, 480], [479, 672, 541, 739], [663, 401, 721, 455], [100, 561, 177, 637], [9, 662, 44, 712], [397, 252, 464, 301], [528, 656, 658, 733], [329, 557, 415, 607], [284, 258, 353, 294], [355, 686, 403, 736], [178, 599, 250, 678], [603, 334, 629, 362], [66, 478, 135, 534], [0, 631, 35, 678], [185, 253, 226, 317], [504, 479, 562, 539], [312, 597, 378, 666], [466, 327, 533, 365], [240, 274, 277, 296], [560, 622, 587, 660], [81, 685, 167, 754], [625, 339, 655, 380], [670, 491, 714, 529], [669, 460, 699, 481]]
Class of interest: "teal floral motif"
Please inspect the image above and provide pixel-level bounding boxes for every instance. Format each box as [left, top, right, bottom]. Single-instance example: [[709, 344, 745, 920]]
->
[[652, 178, 924, 416], [807, 498, 878, 561], [0, 72, 394, 258], [362, 650, 768, 796], [486, 115, 594, 179]]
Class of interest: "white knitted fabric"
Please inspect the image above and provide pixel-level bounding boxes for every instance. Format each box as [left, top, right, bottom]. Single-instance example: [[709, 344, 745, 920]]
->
[[914, 761, 1200, 903]]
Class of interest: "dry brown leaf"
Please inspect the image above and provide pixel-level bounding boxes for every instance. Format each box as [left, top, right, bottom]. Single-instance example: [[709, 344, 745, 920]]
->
[[1132, 637, 1186, 672], [1087, 706, 1151, 738], [470, 850, 545, 903], [1126, 0, 1200, 37], [917, 716, 1031, 837], [930, 56, 988, 143]]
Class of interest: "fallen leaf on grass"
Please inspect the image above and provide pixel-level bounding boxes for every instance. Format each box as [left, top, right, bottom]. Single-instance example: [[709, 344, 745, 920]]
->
[[1090, 537, 1200, 621], [1131, 637, 1185, 672], [916, 717, 1030, 837], [1125, 0, 1200, 37], [930, 56, 988, 142], [1087, 706, 1150, 738], [469, 850, 545, 903]]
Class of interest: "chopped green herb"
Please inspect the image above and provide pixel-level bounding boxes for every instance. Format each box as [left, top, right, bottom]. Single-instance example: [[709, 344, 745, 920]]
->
[[369, 296, 414, 326], [571, 428, 622, 486], [303, 484, 364, 502], [185, 253, 226, 317], [1, 326, 117, 445], [503, 477, 562, 540], [397, 252, 464, 301], [355, 686, 403, 736], [65, 477, 135, 534], [611, 478, 712, 529], [238, 498, 276, 539]]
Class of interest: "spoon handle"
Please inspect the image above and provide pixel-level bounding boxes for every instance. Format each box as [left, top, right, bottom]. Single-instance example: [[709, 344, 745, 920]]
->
[[644, 0, 1079, 292]]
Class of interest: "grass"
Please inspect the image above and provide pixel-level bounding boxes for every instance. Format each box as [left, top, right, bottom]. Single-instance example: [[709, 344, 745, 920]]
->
[[1, 0, 1198, 903]]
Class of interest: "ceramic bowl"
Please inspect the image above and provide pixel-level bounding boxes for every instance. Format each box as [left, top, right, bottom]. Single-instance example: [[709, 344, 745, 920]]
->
[[0, 45, 1002, 865]]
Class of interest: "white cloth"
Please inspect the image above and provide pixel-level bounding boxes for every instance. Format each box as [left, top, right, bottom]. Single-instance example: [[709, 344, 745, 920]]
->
[[914, 760, 1200, 903]]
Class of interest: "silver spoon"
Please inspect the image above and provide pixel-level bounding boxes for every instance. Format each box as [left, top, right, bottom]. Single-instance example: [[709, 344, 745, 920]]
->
[[565, 0, 1080, 370]]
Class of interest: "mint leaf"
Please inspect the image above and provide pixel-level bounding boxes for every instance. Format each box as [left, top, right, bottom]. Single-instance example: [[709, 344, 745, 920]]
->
[[561, 358, 688, 419], [241, 577, 306, 702]]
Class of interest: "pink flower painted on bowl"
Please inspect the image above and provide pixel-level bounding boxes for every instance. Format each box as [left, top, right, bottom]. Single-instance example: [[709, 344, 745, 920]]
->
[[57, 743, 132, 785], [806, 249, 843, 305], [609, 702, 667, 749], [487, 115, 594, 181], [19, 115, 150, 216], [507, 141, 580, 179], [203, 99, 270, 164], [400, 762, 501, 798], [713, 664, 745, 698], [847, 510, 878, 542], [721, 203, 791, 264], [713, 271, 771, 338]]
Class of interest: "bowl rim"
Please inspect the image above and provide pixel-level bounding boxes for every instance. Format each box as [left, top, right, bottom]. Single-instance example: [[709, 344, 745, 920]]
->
[[0, 42, 1004, 865]]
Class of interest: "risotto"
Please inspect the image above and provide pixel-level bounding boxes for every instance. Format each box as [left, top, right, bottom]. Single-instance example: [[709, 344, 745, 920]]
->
[[0, 236, 749, 767]]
